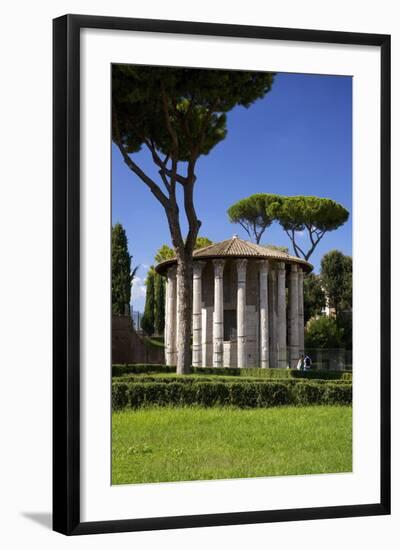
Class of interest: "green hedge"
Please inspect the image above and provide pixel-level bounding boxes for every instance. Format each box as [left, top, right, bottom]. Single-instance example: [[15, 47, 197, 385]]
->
[[113, 375, 352, 386], [112, 364, 352, 381], [112, 380, 352, 410], [112, 364, 175, 377]]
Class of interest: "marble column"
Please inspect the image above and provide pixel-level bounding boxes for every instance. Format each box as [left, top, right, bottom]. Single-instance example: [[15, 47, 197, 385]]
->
[[298, 268, 305, 357], [288, 263, 300, 367], [268, 268, 278, 368], [192, 261, 206, 367], [165, 266, 177, 366], [201, 308, 208, 368], [258, 260, 270, 368], [236, 259, 248, 369], [276, 262, 287, 369], [213, 259, 225, 367]]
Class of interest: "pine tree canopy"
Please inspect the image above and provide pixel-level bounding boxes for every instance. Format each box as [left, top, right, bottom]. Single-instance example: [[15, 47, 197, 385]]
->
[[113, 66, 275, 162], [227, 193, 349, 260], [227, 194, 281, 244]]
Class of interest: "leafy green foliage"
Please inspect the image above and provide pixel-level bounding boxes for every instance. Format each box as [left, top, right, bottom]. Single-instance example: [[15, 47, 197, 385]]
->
[[112, 363, 352, 380], [141, 268, 155, 335], [227, 193, 282, 243], [154, 244, 176, 264], [112, 379, 352, 410], [194, 236, 213, 249], [114, 375, 352, 385], [273, 196, 349, 260], [112, 364, 171, 376], [227, 193, 349, 259], [336, 311, 352, 351], [154, 236, 213, 264], [303, 273, 326, 323], [112, 382, 130, 409], [320, 250, 352, 316], [112, 223, 134, 314], [113, 66, 274, 160], [305, 316, 344, 349]]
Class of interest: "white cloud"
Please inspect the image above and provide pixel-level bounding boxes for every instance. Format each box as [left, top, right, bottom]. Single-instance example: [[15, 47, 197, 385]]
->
[[131, 276, 146, 301]]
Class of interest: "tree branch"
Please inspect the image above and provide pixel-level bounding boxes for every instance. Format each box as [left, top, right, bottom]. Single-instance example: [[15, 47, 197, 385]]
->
[[160, 81, 179, 155], [112, 107, 170, 207], [256, 224, 267, 245], [239, 220, 253, 241], [304, 226, 326, 260], [284, 228, 307, 259], [115, 143, 169, 209], [144, 140, 188, 185]]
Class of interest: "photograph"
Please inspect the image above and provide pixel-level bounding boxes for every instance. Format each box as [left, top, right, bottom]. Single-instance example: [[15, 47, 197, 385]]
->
[[111, 64, 353, 486], [0, 0, 395, 545]]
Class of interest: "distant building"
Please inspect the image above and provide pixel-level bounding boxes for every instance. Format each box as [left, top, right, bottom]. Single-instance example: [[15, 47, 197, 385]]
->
[[130, 308, 144, 331], [320, 287, 336, 318]]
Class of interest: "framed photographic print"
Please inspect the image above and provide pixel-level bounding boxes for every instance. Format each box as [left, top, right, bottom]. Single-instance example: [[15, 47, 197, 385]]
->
[[53, 14, 390, 535]]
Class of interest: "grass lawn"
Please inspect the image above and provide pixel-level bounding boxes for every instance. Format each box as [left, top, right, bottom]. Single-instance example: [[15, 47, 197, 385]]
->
[[112, 405, 352, 485]]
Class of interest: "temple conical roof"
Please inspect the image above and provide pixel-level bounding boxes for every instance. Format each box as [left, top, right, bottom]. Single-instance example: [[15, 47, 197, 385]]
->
[[155, 235, 313, 274]]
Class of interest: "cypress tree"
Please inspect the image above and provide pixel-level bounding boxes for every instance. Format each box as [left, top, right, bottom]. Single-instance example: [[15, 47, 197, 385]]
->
[[112, 223, 132, 314], [154, 274, 166, 335], [141, 268, 155, 336]]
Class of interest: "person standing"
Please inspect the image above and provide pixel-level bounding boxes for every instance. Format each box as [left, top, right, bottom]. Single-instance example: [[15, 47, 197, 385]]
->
[[304, 354, 312, 370], [296, 354, 304, 371]]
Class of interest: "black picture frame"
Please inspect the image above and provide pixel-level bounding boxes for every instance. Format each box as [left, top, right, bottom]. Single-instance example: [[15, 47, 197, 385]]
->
[[53, 14, 391, 536]]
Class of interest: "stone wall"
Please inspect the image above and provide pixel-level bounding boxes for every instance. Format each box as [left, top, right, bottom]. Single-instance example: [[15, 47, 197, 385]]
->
[[112, 314, 165, 365]]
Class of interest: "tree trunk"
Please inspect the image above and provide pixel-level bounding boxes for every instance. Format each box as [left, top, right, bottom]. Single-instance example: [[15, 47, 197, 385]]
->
[[176, 253, 193, 374]]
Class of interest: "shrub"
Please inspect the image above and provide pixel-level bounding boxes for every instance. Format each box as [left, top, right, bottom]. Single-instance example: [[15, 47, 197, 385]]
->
[[112, 363, 352, 381], [112, 383, 129, 410], [112, 379, 352, 410], [195, 382, 231, 407], [323, 383, 352, 405], [112, 364, 175, 377], [255, 382, 292, 407], [292, 382, 325, 405], [229, 382, 259, 408], [305, 316, 344, 349], [112, 375, 353, 386]]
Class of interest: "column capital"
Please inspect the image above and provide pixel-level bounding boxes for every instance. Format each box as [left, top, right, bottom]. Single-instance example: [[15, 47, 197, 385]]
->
[[213, 259, 225, 277], [235, 258, 248, 279], [257, 259, 269, 274], [167, 265, 177, 279], [289, 264, 299, 280], [193, 261, 206, 277], [276, 261, 286, 271]]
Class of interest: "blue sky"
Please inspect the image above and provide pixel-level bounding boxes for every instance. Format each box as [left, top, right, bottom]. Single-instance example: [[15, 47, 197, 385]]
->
[[112, 72, 352, 312]]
